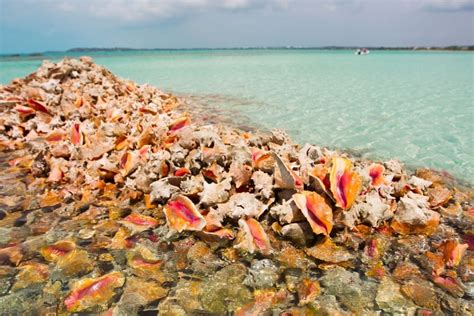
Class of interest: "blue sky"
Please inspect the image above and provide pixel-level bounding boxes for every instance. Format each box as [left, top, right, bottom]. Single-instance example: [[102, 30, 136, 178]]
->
[[0, 0, 473, 54]]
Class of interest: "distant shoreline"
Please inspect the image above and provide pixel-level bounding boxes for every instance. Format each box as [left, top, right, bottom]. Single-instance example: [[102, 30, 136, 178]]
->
[[1, 45, 473, 58]]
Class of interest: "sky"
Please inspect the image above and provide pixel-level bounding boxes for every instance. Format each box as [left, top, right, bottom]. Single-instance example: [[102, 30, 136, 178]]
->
[[0, 0, 473, 54]]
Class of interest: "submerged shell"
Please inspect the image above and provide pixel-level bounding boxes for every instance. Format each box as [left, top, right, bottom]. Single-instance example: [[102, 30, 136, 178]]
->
[[236, 218, 272, 255], [164, 195, 206, 232], [305, 237, 355, 263], [41, 240, 76, 262], [119, 213, 159, 235], [293, 191, 333, 236], [127, 246, 166, 282], [64, 271, 125, 312], [329, 157, 362, 210], [12, 262, 49, 290], [441, 240, 468, 268]]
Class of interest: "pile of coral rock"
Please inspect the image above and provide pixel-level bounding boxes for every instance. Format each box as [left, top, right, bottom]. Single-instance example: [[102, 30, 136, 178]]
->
[[0, 57, 472, 314]]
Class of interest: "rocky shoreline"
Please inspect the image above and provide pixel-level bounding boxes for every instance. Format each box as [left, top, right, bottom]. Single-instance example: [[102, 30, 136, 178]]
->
[[0, 57, 472, 314]]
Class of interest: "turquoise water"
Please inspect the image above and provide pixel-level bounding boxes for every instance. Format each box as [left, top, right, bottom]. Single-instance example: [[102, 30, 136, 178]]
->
[[1, 50, 473, 182]]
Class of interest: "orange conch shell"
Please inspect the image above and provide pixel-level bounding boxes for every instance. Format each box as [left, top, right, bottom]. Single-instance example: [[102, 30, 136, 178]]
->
[[293, 191, 333, 236], [64, 271, 125, 312], [236, 218, 272, 255], [169, 116, 190, 132], [441, 240, 468, 268], [164, 195, 206, 232], [119, 151, 139, 176], [251, 149, 274, 172], [273, 153, 304, 190], [119, 213, 159, 233], [41, 240, 76, 262], [329, 157, 362, 210], [126, 246, 165, 282], [71, 123, 83, 145], [27, 99, 50, 114], [368, 163, 385, 187]]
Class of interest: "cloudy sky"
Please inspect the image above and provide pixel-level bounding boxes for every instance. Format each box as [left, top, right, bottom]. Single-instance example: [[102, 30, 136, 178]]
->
[[0, 0, 473, 53]]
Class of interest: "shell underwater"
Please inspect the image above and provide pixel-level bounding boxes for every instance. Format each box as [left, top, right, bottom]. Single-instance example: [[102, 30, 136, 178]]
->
[[0, 57, 473, 314]]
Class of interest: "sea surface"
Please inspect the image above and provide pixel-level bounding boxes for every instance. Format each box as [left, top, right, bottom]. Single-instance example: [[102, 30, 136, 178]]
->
[[1, 49, 473, 183]]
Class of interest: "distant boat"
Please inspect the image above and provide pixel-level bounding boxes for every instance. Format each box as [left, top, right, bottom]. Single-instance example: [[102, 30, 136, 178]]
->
[[355, 48, 370, 55]]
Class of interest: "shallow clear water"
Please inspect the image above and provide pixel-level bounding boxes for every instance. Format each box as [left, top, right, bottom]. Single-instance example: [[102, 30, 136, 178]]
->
[[1, 49, 473, 182]]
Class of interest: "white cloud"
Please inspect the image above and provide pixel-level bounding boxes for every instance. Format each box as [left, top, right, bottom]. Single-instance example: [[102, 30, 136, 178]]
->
[[47, 0, 289, 21], [419, 0, 474, 11]]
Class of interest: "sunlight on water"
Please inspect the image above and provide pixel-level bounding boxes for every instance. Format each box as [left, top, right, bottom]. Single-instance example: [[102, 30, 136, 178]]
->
[[1, 49, 473, 182]]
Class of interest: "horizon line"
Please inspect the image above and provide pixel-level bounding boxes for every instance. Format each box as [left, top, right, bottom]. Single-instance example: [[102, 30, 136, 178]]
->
[[2, 44, 474, 56]]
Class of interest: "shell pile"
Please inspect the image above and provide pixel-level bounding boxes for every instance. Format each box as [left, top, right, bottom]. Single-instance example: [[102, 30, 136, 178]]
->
[[0, 57, 473, 314]]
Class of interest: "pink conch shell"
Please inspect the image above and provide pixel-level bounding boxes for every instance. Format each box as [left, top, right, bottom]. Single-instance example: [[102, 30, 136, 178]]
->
[[251, 149, 274, 172], [71, 123, 83, 145], [293, 191, 333, 236], [368, 163, 385, 187], [47, 164, 64, 183], [273, 153, 303, 190], [41, 240, 76, 262], [174, 167, 191, 177], [27, 99, 50, 114], [169, 116, 190, 132], [64, 271, 125, 312], [16, 105, 35, 115], [164, 195, 206, 232], [202, 228, 236, 240], [236, 218, 272, 255], [440, 240, 468, 268], [120, 213, 159, 233], [119, 151, 139, 176], [329, 157, 362, 210]]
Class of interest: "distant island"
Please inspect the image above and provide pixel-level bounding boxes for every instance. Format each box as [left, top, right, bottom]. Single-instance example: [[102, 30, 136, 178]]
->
[[1, 45, 473, 58], [66, 46, 474, 52]]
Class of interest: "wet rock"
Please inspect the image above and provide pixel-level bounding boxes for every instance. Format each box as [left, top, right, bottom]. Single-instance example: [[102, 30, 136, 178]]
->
[[281, 222, 315, 247], [187, 241, 224, 275], [297, 278, 321, 306], [375, 277, 416, 314], [276, 245, 316, 270], [244, 259, 279, 288], [119, 277, 167, 308], [400, 280, 440, 310], [305, 237, 355, 263], [320, 267, 377, 312], [200, 263, 253, 313]]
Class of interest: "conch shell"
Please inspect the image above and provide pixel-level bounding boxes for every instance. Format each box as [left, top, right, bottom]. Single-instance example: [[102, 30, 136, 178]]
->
[[368, 163, 385, 187], [169, 116, 190, 132], [119, 213, 159, 233], [273, 153, 304, 190], [164, 195, 206, 232], [236, 218, 272, 255], [252, 149, 274, 172], [71, 123, 83, 145], [64, 271, 125, 312], [329, 157, 361, 210], [293, 191, 333, 236]]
